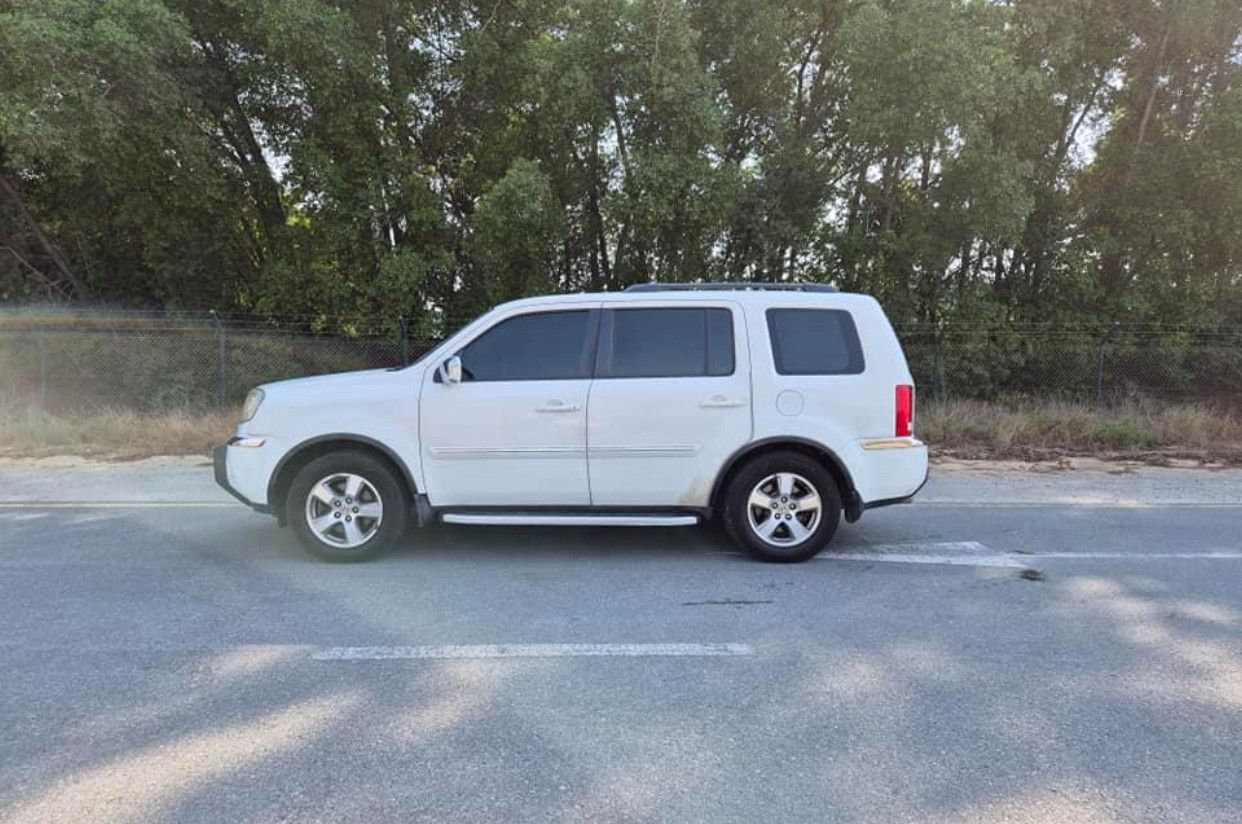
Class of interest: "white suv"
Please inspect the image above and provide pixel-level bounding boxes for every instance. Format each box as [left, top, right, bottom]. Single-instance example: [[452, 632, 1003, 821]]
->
[[214, 283, 927, 563]]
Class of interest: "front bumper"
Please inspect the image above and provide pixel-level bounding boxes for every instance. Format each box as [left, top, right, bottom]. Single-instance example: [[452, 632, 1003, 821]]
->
[[213, 443, 274, 514]]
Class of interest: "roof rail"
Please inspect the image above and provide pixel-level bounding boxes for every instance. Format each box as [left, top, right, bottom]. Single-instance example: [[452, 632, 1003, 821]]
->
[[623, 281, 839, 293]]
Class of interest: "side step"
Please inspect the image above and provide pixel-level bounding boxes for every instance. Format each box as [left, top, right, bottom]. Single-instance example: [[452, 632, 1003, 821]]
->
[[440, 512, 700, 527]]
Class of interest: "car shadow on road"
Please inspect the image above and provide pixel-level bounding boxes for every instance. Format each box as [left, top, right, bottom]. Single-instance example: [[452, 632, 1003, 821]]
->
[[391, 522, 738, 562]]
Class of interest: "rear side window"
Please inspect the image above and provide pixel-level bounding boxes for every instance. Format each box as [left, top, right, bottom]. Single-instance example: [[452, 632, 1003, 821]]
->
[[457, 310, 592, 381], [766, 309, 864, 375], [600, 307, 735, 378]]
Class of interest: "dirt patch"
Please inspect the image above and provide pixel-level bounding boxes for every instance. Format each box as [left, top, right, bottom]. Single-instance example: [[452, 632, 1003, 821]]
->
[[931, 444, 1242, 467], [931, 455, 1231, 474], [0, 454, 211, 471]]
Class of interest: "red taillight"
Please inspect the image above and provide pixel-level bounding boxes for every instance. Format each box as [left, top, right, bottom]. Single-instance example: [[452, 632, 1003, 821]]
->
[[895, 384, 914, 437]]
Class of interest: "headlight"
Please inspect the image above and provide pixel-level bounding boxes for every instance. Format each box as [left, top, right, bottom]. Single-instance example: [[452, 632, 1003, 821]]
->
[[241, 388, 265, 422]]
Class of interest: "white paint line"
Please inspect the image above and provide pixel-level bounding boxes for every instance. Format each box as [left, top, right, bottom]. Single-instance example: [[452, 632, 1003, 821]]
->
[[812, 542, 1242, 566], [814, 541, 1027, 569], [718, 541, 1026, 567], [828, 552, 1028, 568], [912, 502, 1242, 509], [820, 540, 993, 555], [311, 643, 752, 661], [1028, 551, 1242, 560], [0, 501, 235, 509]]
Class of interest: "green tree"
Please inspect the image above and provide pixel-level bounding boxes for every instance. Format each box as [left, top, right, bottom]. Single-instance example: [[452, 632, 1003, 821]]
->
[[0, 0, 1239, 332], [472, 159, 564, 303]]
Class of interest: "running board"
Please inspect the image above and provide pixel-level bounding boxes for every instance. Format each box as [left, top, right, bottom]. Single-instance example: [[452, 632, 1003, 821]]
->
[[440, 512, 700, 527]]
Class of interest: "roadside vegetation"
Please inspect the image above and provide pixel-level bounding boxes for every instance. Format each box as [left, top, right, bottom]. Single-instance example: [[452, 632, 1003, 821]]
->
[[922, 399, 1242, 464], [3, 1, 1241, 338], [3, 400, 1239, 465], [0, 404, 236, 461], [3, 4, 1240, 454]]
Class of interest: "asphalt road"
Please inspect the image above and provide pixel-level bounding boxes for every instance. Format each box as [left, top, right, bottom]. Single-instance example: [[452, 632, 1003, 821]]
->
[[0, 462, 1240, 823]]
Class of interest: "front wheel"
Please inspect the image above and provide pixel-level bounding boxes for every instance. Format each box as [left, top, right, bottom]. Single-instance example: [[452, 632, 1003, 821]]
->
[[721, 451, 842, 563], [286, 450, 407, 562]]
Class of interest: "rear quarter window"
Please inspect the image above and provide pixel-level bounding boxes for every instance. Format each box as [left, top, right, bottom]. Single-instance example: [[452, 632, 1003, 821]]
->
[[766, 308, 865, 375]]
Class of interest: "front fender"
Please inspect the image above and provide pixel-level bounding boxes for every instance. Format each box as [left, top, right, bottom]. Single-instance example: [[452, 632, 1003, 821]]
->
[[265, 432, 422, 509]]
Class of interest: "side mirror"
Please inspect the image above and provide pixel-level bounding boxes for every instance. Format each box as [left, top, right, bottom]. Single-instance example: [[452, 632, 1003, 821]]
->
[[440, 355, 463, 385]]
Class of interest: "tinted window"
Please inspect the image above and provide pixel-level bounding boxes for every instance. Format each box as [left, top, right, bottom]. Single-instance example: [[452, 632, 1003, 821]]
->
[[603, 308, 735, 378], [458, 311, 591, 381], [767, 309, 864, 375]]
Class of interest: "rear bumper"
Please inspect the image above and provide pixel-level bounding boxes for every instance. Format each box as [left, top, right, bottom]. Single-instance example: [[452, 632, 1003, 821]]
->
[[843, 438, 929, 521], [213, 444, 274, 515], [864, 465, 929, 511]]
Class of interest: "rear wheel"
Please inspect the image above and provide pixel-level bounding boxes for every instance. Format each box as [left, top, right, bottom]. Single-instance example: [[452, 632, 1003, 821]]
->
[[721, 451, 841, 563], [286, 450, 407, 562]]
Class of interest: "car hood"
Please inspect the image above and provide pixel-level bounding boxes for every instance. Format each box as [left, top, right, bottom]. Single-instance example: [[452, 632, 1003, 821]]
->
[[260, 368, 394, 396], [240, 366, 420, 434]]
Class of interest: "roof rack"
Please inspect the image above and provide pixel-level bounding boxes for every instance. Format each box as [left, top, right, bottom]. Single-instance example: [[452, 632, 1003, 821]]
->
[[623, 281, 838, 293]]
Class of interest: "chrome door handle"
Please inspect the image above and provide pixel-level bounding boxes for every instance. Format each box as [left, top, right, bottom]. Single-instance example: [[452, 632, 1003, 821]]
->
[[535, 401, 581, 413], [700, 396, 747, 408]]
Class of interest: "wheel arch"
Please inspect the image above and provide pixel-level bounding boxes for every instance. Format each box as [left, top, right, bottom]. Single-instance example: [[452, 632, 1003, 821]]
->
[[710, 437, 863, 522], [267, 434, 418, 525]]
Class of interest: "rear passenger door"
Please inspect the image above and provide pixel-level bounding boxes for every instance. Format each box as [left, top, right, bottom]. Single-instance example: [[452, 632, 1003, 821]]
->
[[586, 302, 751, 507]]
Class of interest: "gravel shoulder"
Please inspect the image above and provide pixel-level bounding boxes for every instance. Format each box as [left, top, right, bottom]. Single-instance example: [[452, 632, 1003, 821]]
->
[[924, 456, 1242, 506], [0, 455, 226, 504]]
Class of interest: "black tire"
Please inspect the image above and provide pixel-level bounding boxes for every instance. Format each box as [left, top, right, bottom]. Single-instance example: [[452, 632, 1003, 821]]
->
[[286, 450, 408, 562], [721, 450, 842, 563]]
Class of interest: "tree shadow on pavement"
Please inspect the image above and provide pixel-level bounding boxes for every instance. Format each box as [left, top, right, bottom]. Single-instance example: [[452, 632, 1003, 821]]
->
[[0, 508, 1239, 823]]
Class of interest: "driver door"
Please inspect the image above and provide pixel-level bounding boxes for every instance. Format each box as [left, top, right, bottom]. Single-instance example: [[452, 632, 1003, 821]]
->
[[419, 307, 599, 507]]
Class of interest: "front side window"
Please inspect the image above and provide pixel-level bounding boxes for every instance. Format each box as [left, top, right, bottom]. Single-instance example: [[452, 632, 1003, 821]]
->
[[767, 308, 864, 375], [600, 307, 735, 378], [457, 310, 592, 381]]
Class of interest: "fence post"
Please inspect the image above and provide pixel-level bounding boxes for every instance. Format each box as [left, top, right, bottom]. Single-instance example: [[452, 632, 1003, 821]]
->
[[932, 336, 945, 402], [36, 326, 48, 408], [1096, 322, 1119, 406], [209, 310, 227, 407], [398, 316, 410, 367]]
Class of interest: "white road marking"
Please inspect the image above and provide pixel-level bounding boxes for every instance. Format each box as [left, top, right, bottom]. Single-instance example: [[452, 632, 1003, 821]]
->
[[828, 552, 1028, 568], [817, 541, 1027, 568], [1028, 551, 1242, 560], [814, 542, 1242, 567], [912, 501, 1242, 509], [311, 643, 752, 660], [0, 502, 235, 509]]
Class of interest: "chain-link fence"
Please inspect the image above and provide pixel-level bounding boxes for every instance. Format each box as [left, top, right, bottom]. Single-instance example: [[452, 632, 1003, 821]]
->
[[900, 326, 1242, 406], [0, 311, 439, 412], [2, 310, 1240, 412]]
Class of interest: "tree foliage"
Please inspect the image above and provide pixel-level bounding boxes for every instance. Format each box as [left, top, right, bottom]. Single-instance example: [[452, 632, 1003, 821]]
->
[[1, 0, 1240, 332]]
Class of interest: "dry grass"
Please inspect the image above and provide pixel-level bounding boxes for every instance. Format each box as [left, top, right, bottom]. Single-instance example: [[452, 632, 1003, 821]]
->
[[921, 398, 1242, 463], [2, 399, 1240, 464], [0, 405, 238, 460]]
